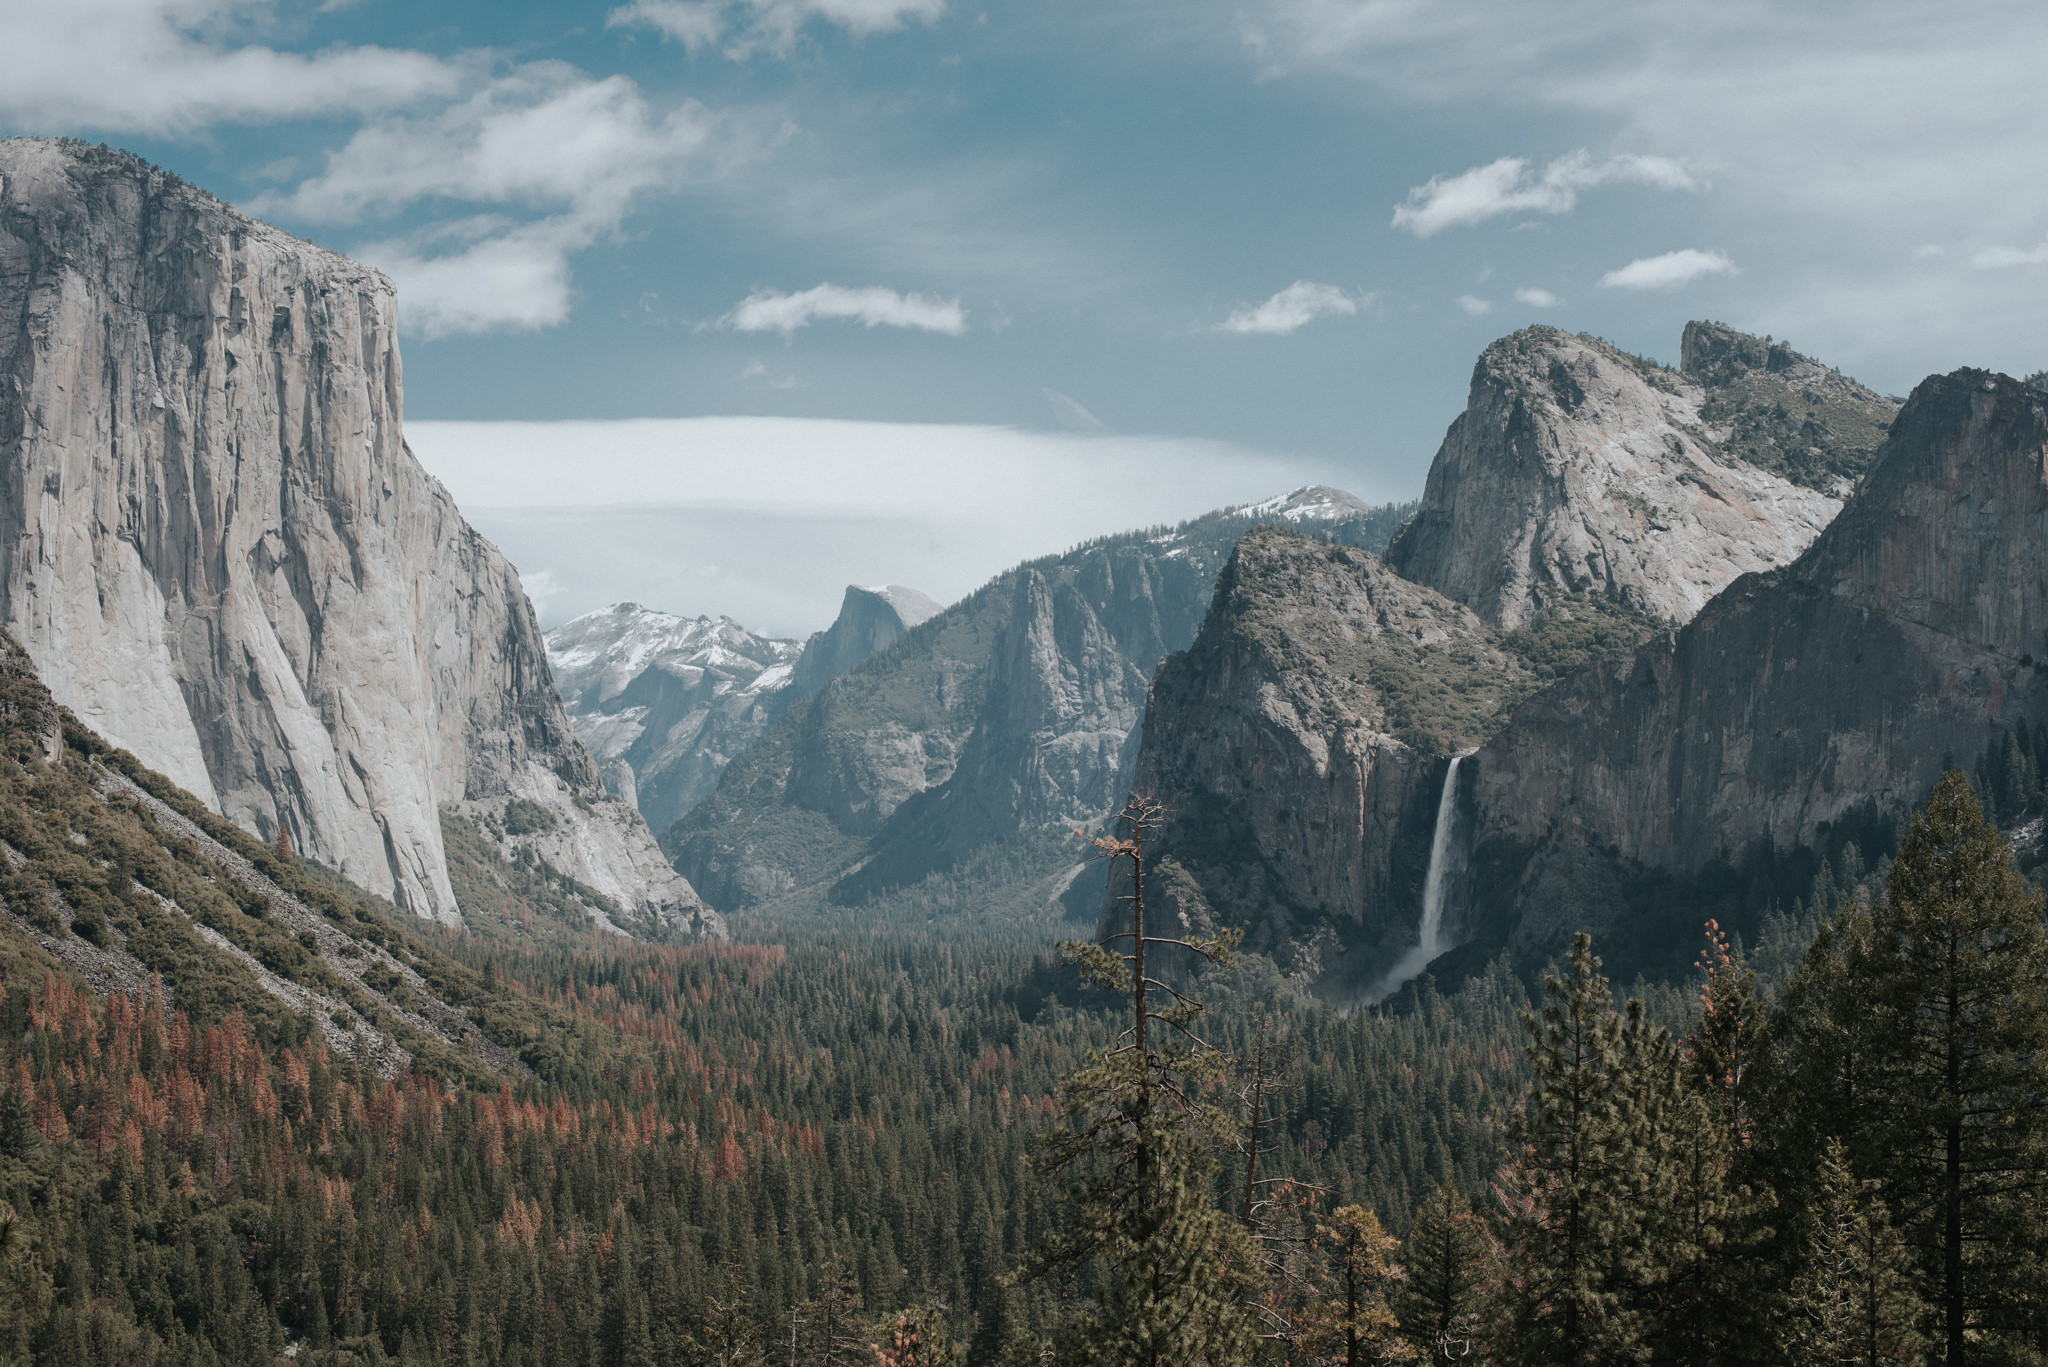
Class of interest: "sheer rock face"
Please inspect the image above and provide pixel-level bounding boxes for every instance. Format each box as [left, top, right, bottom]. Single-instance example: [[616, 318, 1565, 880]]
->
[[1462, 370, 2048, 955], [1384, 327, 1844, 628], [787, 584, 943, 701], [1120, 528, 1532, 985], [0, 139, 710, 931], [547, 603, 802, 833]]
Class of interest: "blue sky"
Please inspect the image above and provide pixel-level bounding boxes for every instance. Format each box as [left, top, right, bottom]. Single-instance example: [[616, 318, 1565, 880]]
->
[[6, 0, 2047, 630]]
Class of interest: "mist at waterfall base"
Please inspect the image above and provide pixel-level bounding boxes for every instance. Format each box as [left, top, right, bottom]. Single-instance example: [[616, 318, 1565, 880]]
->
[[1365, 750, 1477, 1004]]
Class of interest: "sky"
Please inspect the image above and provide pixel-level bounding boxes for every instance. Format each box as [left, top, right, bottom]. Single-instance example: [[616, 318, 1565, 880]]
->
[[5, 0, 2047, 631]]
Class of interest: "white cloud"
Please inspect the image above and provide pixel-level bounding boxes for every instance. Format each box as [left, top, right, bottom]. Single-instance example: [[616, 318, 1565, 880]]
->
[[0, 0, 461, 132], [358, 226, 578, 338], [1455, 295, 1493, 316], [741, 359, 801, 389], [608, 0, 945, 58], [724, 284, 966, 334], [609, 0, 727, 49], [1216, 280, 1361, 335], [1514, 286, 1562, 307], [1392, 150, 1695, 237], [1973, 240, 2048, 268], [264, 70, 714, 226], [1598, 248, 1737, 290], [253, 67, 718, 339]]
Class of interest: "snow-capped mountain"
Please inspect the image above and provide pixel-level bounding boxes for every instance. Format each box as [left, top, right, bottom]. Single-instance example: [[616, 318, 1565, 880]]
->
[[546, 605, 804, 834]]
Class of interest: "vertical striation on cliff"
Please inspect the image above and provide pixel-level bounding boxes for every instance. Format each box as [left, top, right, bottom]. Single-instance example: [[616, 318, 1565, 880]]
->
[[0, 139, 711, 933]]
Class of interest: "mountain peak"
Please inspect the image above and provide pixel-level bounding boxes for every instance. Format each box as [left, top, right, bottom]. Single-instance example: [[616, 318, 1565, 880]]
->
[[1384, 325, 1841, 628]]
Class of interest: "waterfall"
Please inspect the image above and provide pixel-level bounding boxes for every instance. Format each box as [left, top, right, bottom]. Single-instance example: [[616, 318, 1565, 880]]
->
[[1368, 748, 1477, 1002]]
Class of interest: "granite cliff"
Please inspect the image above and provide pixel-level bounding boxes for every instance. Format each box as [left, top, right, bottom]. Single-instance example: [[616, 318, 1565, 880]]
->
[[1127, 323, 1903, 991], [1384, 326, 1893, 628], [1122, 527, 1537, 984], [1454, 368, 2048, 970], [665, 487, 1413, 913], [786, 584, 943, 700], [0, 139, 709, 934]]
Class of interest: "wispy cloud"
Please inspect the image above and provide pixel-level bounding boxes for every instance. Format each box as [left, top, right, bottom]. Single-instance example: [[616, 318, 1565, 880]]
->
[[255, 68, 722, 338], [262, 71, 716, 226], [1393, 150, 1695, 237], [1455, 295, 1493, 316], [1043, 389, 1107, 431], [359, 225, 579, 338], [0, 0, 462, 132], [1514, 286, 1562, 307], [608, 0, 945, 58], [1598, 249, 1737, 290], [1973, 239, 2048, 268], [1216, 280, 1361, 335], [724, 284, 967, 334]]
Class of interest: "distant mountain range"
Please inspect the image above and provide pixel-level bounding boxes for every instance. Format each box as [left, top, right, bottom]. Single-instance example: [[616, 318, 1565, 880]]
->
[[659, 487, 1413, 917], [544, 583, 941, 835]]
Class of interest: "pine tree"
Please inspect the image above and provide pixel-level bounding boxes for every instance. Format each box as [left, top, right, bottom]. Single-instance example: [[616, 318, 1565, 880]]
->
[[787, 1259, 867, 1367], [1391, 1180, 1491, 1362], [1687, 920, 1767, 1149], [1492, 934, 1684, 1367], [868, 1303, 962, 1367], [1011, 794, 1264, 1367], [689, 1266, 766, 1367], [1643, 924, 1776, 1367], [1866, 770, 2048, 1364], [1786, 1139, 1926, 1367], [1299, 1206, 1409, 1367]]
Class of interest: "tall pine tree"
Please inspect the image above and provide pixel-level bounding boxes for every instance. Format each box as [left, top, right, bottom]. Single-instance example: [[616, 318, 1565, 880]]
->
[[1786, 1138, 1926, 1367], [1868, 771, 2048, 1365], [1012, 795, 1264, 1367]]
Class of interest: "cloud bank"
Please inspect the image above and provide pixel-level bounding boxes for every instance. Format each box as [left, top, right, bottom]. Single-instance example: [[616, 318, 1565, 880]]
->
[[1393, 150, 1695, 237], [724, 284, 967, 334], [1216, 280, 1361, 335], [1598, 249, 1737, 290], [407, 417, 1359, 634]]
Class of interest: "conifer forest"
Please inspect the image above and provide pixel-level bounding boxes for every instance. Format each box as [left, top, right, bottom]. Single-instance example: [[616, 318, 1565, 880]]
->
[[9, 610, 2048, 1367]]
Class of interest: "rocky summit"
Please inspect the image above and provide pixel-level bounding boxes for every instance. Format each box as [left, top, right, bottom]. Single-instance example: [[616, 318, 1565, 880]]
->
[[1127, 323, 1910, 992], [0, 139, 710, 934], [1384, 326, 1892, 629], [786, 583, 944, 700]]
